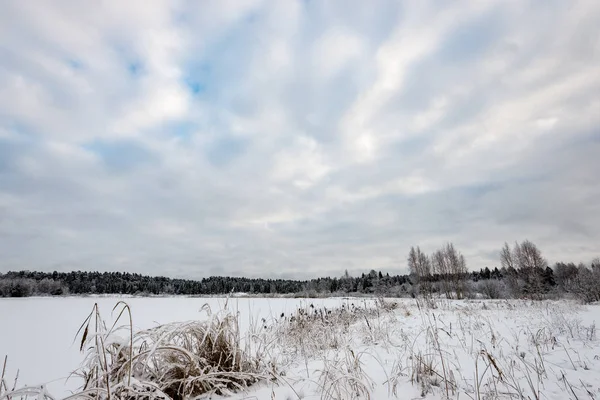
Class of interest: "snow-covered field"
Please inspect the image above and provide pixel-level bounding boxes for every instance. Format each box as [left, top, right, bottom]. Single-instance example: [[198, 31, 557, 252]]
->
[[0, 296, 351, 398], [1, 296, 599, 399]]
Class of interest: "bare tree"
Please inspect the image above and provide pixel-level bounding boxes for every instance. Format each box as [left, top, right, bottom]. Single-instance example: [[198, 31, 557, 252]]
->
[[554, 262, 579, 292], [499, 240, 548, 299], [572, 263, 600, 303], [447, 243, 468, 299], [517, 240, 547, 271], [408, 246, 432, 296], [500, 242, 515, 270], [432, 243, 468, 299], [432, 248, 450, 298], [513, 241, 522, 269]]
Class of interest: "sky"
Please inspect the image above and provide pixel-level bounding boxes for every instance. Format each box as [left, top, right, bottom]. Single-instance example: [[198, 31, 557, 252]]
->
[[0, 1, 599, 279]]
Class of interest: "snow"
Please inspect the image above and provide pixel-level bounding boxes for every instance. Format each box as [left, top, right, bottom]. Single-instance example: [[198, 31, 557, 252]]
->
[[1, 297, 599, 399], [0, 296, 349, 398], [232, 298, 600, 400]]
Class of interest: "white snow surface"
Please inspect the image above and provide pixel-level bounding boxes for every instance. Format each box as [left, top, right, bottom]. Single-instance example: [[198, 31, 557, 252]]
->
[[1, 296, 599, 400], [0, 296, 350, 397]]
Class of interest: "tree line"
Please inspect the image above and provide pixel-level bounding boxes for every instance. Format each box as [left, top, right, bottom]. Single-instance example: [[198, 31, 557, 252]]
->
[[0, 270, 412, 298], [1, 240, 598, 302], [408, 240, 600, 303]]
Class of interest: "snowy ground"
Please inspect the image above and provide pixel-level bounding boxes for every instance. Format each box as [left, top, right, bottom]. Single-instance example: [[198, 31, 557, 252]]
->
[[1, 297, 599, 399], [0, 296, 351, 398]]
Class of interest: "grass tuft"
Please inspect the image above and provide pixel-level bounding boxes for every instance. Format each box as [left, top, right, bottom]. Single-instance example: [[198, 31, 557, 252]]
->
[[71, 302, 265, 400]]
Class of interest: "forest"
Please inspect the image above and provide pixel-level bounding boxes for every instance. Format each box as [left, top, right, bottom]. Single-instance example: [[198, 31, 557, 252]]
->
[[1, 240, 599, 303]]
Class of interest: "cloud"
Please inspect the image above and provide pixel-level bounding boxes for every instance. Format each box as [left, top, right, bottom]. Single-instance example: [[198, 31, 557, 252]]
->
[[1, 0, 599, 278]]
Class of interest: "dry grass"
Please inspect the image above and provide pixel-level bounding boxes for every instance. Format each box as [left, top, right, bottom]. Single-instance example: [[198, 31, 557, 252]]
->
[[315, 348, 374, 400], [0, 356, 55, 400], [4, 298, 599, 400], [68, 301, 267, 400], [269, 298, 399, 358]]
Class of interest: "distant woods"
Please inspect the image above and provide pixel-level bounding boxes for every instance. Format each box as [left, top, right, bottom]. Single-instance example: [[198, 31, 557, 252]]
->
[[1, 240, 599, 303], [408, 240, 600, 303], [0, 270, 412, 298]]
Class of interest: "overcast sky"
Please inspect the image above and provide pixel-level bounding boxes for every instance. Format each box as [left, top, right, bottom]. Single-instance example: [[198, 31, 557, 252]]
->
[[1, 1, 599, 279]]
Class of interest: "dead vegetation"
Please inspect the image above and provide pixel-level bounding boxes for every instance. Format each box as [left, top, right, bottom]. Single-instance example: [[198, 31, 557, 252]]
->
[[68, 301, 265, 400], [3, 297, 599, 400]]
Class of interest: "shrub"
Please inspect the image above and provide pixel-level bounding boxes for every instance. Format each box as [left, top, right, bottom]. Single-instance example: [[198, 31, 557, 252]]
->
[[478, 279, 506, 299]]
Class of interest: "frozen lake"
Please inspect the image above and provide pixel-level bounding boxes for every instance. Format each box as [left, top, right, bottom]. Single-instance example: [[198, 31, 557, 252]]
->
[[0, 296, 356, 398]]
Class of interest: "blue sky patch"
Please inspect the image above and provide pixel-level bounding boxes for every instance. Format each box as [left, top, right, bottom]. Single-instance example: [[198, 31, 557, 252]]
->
[[206, 135, 249, 167], [128, 61, 144, 76], [84, 139, 157, 172], [67, 58, 84, 70], [437, 9, 503, 63]]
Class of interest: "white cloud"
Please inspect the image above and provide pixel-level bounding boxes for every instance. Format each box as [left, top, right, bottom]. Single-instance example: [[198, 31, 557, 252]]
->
[[338, 2, 497, 163], [112, 82, 190, 135], [313, 28, 364, 78], [1, 0, 599, 278]]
